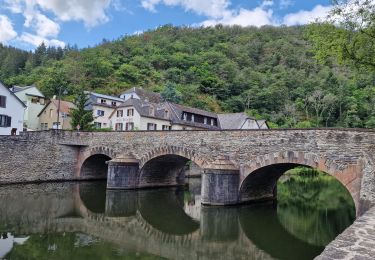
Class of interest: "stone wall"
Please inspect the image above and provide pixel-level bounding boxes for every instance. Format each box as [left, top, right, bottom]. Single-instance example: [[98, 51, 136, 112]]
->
[[0, 129, 375, 213], [316, 206, 375, 260]]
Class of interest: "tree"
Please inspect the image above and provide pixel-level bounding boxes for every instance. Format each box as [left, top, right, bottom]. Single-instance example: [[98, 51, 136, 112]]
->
[[307, 0, 375, 72], [70, 90, 94, 131], [161, 82, 182, 103]]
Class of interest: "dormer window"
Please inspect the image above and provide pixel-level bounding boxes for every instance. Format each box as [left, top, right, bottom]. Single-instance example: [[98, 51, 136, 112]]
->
[[149, 106, 154, 116], [182, 113, 187, 120], [164, 110, 169, 119], [101, 99, 106, 104], [204, 117, 207, 124], [111, 101, 117, 107]]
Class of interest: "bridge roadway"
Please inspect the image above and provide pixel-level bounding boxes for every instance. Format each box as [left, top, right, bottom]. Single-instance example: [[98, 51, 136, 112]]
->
[[0, 129, 374, 215]]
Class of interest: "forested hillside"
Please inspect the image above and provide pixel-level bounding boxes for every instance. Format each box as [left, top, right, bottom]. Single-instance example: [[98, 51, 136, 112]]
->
[[0, 25, 374, 128]]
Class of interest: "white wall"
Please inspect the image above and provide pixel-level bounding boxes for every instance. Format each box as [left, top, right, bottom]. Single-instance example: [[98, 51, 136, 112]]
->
[[0, 84, 25, 135], [14, 87, 45, 130], [93, 105, 115, 129]]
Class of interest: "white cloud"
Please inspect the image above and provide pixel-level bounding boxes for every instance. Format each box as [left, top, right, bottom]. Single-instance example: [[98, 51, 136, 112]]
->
[[24, 12, 60, 37], [283, 5, 332, 26], [201, 7, 275, 27], [19, 32, 65, 48], [279, 0, 294, 9], [34, 0, 111, 27], [141, 0, 231, 18], [0, 15, 18, 43]]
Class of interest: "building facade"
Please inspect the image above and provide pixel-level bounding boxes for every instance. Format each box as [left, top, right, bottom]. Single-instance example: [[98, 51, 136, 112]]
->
[[0, 82, 25, 135], [38, 99, 75, 130], [11, 86, 46, 130], [86, 92, 124, 129]]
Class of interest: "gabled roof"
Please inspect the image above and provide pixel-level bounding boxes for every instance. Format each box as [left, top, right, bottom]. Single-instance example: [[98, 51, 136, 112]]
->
[[121, 87, 162, 103], [0, 82, 27, 108], [38, 99, 75, 117], [87, 91, 124, 102], [11, 85, 35, 93], [217, 112, 252, 129]]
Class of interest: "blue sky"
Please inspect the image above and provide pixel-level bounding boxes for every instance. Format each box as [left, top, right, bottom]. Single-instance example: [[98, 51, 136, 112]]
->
[[0, 0, 331, 50]]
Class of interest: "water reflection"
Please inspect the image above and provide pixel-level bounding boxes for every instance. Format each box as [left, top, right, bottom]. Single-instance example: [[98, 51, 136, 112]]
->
[[0, 171, 355, 260]]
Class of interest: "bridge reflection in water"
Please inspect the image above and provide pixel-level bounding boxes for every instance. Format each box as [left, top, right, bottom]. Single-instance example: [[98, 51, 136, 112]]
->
[[0, 176, 354, 260]]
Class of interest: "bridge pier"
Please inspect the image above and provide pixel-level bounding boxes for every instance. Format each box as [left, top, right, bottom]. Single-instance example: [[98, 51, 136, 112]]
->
[[201, 157, 240, 206], [106, 154, 140, 190]]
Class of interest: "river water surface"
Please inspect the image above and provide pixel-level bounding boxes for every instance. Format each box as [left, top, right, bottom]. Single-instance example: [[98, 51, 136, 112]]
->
[[0, 170, 355, 260]]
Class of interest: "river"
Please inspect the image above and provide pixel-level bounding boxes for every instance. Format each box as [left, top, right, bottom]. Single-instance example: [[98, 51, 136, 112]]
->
[[0, 169, 355, 260]]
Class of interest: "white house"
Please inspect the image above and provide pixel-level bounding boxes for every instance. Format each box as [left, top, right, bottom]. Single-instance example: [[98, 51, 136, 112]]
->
[[0, 82, 26, 135], [86, 92, 124, 129], [11, 85, 46, 130]]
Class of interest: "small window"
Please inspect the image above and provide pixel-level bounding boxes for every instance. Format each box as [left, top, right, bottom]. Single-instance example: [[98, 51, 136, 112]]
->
[[97, 110, 104, 116], [204, 117, 207, 124], [117, 110, 123, 117], [127, 109, 134, 116], [149, 107, 154, 116], [111, 101, 117, 107], [147, 123, 156, 130], [52, 122, 61, 129], [94, 122, 102, 129], [61, 112, 68, 119], [115, 123, 123, 131], [0, 115, 11, 127], [182, 112, 187, 120], [164, 110, 169, 119], [162, 125, 171, 131], [125, 122, 134, 131], [101, 99, 107, 104], [0, 96, 6, 108], [50, 109, 54, 118]]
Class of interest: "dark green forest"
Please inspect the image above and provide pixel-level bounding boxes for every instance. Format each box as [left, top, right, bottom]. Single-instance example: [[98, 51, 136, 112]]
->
[[0, 25, 374, 128]]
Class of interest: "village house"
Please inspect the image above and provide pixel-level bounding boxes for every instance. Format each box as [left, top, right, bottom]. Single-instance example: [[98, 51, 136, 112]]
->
[[38, 98, 75, 130], [85, 92, 124, 129], [11, 85, 46, 130], [0, 82, 26, 135], [217, 112, 269, 130]]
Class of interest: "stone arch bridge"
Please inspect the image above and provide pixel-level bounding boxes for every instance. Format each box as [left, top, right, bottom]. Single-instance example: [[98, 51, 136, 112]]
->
[[1, 129, 375, 215]]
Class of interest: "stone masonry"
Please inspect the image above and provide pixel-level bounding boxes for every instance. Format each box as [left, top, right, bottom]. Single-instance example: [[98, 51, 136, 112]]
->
[[0, 129, 375, 215]]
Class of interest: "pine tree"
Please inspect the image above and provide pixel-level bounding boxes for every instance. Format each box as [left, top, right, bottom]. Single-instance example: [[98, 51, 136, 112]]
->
[[161, 82, 182, 103], [70, 90, 94, 131]]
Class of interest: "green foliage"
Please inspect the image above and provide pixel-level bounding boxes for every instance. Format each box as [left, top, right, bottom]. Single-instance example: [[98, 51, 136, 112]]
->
[[70, 90, 94, 131], [1, 25, 374, 128], [161, 82, 182, 103]]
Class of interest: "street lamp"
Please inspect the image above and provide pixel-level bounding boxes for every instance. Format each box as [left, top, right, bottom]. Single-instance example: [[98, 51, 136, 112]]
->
[[56, 86, 68, 130]]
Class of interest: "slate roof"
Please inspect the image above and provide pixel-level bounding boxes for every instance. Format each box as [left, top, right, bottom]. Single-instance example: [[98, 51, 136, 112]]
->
[[121, 87, 162, 103], [87, 92, 124, 102], [217, 112, 252, 129], [10, 85, 35, 93]]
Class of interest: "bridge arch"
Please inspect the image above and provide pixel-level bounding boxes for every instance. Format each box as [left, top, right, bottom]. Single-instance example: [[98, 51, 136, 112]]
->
[[239, 151, 362, 214], [77, 146, 116, 179], [138, 146, 207, 188]]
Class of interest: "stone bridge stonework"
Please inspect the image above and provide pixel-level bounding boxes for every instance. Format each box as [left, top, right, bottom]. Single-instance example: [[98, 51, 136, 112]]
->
[[0, 129, 375, 215]]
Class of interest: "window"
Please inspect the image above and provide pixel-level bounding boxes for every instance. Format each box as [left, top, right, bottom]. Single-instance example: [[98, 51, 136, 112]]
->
[[117, 110, 123, 117], [162, 125, 171, 131], [94, 122, 102, 129], [149, 107, 154, 116], [97, 110, 104, 116], [40, 123, 48, 130], [115, 123, 123, 131], [125, 122, 134, 131], [0, 115, 11, 127], [111, 101, 117, 107], [61, 112, 68, 119], [164, 110, 169, 119], [182, 112, 187, 120], [52, 122, 61, 129], [127, 109, 134, 116], [100, 99, 107, 104], [204, 117, 207, 124], [31, 97, 38, 104], [0, 96, 6, 108], [147, 123, 156, 130], [49, 109, 54, 118]]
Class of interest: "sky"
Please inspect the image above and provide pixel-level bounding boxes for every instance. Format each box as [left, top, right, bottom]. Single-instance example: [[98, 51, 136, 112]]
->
[[0, 0, 332, 50]]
